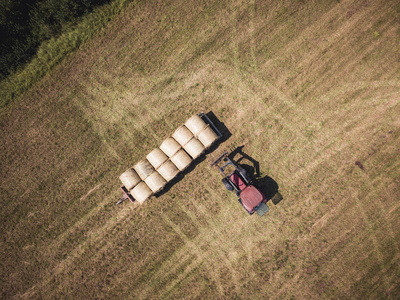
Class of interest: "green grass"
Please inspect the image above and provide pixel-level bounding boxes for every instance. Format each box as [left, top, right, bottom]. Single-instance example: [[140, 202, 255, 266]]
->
[[0, 0, 136, 108], [1, 0, 400, 298]]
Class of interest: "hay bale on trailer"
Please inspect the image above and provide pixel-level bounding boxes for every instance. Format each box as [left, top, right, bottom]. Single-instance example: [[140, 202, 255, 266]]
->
[[134, 159, 155, 180], [157, 160, 179, 181], [130, 181, 152, 203], [146, 148, 168, 169], [119, 168, 141, 190], [170, 149, 192, 171], [183, 137, 205, 159], [145, 172, 167, 193], [185, 115, 207, 136], [172, 125, 193, 146], [117, 113, 223, 205], [198, 125, 219, 148], [160, 137, 181, 157]]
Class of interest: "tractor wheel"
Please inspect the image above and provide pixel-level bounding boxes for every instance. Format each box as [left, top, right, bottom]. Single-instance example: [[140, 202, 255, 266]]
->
[[221, 178, 234, 191], [271, 192, 283, 205]]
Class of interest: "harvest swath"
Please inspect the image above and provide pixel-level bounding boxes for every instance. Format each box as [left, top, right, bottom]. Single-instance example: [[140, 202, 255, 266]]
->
[[1, 0, 399, 299]]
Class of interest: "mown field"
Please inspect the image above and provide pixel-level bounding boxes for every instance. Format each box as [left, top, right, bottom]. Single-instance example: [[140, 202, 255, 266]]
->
[[1, 0, 399, 298]]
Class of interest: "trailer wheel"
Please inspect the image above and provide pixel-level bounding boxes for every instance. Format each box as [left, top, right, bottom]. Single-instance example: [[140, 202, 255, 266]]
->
[[271, 192, 283, 205], [116, 196, 126, 205], [221, 178, 234, 191]]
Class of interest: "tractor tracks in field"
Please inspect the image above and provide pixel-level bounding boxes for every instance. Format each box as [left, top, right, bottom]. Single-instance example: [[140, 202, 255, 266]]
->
[[290, 83, 399, 186], [135, 163, 271, 298], [349, 193, 391, 292], [138, 193, 242, 298], [272, 78, 400, 192], [160, 213, 226, 297], [224, 0, 400, 184], [294, 129, 400, 296], [72, 76, 194, 165], [31, 189, 138, 298]]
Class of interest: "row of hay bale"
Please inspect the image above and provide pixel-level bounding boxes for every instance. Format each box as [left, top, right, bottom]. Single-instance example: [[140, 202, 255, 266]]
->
[[119, 115, 219, 203]]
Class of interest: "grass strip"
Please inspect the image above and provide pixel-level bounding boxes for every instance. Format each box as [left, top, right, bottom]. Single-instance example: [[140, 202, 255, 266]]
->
[[0, 0, 137, 109]]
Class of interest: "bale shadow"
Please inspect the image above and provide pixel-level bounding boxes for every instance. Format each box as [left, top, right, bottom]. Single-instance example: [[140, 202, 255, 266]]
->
[[155, 111, 231, 198], [228, 146, 282, 203], [154, 154, 206, 197], [204, 110, 232, 149]]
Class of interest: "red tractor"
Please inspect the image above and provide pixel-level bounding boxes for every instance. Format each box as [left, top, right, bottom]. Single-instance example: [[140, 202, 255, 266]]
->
[[211, 151, 282, 216]]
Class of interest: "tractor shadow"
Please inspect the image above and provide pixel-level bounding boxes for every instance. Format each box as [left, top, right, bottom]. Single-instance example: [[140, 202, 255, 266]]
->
[[228, 146, 282, 203], [155, 111, 231, 198]]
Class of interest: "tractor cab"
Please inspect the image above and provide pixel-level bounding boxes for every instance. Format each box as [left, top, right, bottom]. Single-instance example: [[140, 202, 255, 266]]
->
[[211, 151, 269, 216]]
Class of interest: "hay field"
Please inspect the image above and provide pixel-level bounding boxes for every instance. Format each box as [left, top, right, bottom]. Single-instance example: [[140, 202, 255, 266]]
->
[[1, 0, 399, 298]]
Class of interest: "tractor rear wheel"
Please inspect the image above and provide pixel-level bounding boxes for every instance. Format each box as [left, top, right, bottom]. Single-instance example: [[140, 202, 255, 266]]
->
[[222, 178, 234, 191], [271, 192, 283, 205]]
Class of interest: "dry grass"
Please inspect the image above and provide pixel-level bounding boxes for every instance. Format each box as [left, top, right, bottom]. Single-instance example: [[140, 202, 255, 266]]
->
[[1, 0, 400, 298]]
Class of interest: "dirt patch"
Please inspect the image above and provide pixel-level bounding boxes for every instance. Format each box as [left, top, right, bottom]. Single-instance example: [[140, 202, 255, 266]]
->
[[355, 161, 365, 170]]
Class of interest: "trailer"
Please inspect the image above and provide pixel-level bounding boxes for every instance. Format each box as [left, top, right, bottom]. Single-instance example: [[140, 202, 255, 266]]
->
[[117, 113, 222, 205]]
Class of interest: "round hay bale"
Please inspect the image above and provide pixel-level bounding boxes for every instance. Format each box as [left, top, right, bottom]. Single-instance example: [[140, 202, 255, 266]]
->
[[157, 160, 179, 181], [130, 181, 152, 204], [133, 159, 155, 180], [183, 137, 205, 159], [198, 125, 219, 148], [146, 148, 168, 169], [170, 149, 192, 171], [145, 172, 167, 193], [119, 168, 141, 190], [172, 125, 193, 146], [185, 115, 207, 136], [160, 137, 181, 157]]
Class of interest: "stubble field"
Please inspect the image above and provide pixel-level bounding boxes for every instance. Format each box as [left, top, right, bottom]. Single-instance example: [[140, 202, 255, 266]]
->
[[1, 0, 399, 298]]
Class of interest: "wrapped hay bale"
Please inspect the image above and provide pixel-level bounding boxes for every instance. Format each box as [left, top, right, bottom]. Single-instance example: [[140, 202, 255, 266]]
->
[[146, 148, 168, 169], [145, 172, 167, 193], [157, 160, 179, 181], [170, 149, 192, 171], [183, 137, 205, 159], [172, 125, 193, 146], [185, 115, 207, 136], [133, 159, 155, 180], [130, 181, 152, 203], [160, 137, 181, 157], [119, 168, 141, 190], [198, 125, 219, 148]]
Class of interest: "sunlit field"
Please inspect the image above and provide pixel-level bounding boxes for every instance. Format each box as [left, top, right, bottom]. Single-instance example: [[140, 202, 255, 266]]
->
[[1, 0, 399, 298]]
